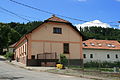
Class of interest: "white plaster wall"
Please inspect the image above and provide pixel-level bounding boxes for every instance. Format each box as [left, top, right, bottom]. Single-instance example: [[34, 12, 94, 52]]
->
[[9, 48, 14, 53], [83, 49, 120, 63]]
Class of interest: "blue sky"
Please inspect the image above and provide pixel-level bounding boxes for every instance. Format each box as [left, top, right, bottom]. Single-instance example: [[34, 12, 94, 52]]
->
[[0, 0, 120, 28]]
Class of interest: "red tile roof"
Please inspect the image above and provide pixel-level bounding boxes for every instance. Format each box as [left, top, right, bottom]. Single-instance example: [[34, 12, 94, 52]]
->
[[83, 39, 120, 50], [46, 15, 70, 23]]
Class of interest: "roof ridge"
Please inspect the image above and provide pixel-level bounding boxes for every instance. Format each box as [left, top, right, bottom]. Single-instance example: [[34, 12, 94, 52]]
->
[[46, 15, 70, 23]]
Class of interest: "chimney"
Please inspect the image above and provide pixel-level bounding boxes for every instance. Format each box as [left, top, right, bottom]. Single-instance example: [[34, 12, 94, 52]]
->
[[52, 14, 56, 17]]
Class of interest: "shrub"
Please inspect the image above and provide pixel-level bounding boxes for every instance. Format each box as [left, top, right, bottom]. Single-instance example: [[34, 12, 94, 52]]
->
[[84, 61, 99, 68], [84, 61, 120, 68], [4, 52, 14, 60], [59, 54, 68, 66]]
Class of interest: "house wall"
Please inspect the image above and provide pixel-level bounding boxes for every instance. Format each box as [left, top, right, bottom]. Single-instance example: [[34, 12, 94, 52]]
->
[[28, 22, 83, 66], [14, 40, 27, 64], [9, 48, 14, 53], [83, 49, 120, 63]]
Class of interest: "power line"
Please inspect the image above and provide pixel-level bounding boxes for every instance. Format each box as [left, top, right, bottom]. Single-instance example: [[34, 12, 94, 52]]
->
[[9, 0, 88, 22], [0, 6, 31, 22], [9, 0, 120, 25], [0, 10, 15, 20], [0, 9, 42, 22], [0, 8, 42, 21]]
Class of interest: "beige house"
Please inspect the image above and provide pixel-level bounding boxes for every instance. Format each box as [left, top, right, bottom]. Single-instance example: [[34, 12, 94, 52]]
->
[[14, 15, 83, 66], [83, 39, 120, 63]]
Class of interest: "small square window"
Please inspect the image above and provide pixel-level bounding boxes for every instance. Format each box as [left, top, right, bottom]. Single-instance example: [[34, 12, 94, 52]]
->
[[116, 54, 118, 59], [90, 54, 93, 58], [83, 54, 86, 58], [83, 43, 87, 46], [107, 54, 110, 58], [31, 55, 35, 59], [53, 27, 62, 34]]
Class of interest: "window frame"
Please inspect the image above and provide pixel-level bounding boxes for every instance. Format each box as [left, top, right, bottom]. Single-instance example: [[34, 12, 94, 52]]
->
[[53, 27, 62, 34], [31, 55, 35, 59], [107, 54, 110, 59], [116, 54, 118, 59], [63, 43, 69, 54], [90, 54, 93, 58], [83, 54, 86, 58]]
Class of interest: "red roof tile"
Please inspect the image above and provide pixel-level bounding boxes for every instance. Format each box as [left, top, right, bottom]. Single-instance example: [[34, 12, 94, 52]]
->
[[46, 15, 70, 23], [83, 39, 120, 50]]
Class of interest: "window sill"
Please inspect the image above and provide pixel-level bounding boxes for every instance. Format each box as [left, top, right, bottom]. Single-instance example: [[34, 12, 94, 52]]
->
[[63, 52, 69, 54]]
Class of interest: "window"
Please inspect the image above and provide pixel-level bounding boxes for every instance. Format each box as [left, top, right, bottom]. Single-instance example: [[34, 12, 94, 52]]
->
[[21, 47, 22, 53], [31, 55, 35, 59], [83, 54, 86, 58], [83, 43, 87, 46], [90, 54, 93, 58], [98, 44, 102, 47], [53, 27, 62, 34], [107, 44, 111, 47], [63, 43, 69, 53], [111, 45, 115, 48], [116, 54, 118, 58], [25, 44, 27, 52], [23, 45, 24, 52], [25, 52, 26, 55], [90, 43, 95, 46], [19, 49, 20, 55], [107, 54, 110, 58]]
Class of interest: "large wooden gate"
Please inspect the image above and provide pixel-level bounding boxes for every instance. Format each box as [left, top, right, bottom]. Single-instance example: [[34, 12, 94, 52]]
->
[[37, 53, 58, 66]]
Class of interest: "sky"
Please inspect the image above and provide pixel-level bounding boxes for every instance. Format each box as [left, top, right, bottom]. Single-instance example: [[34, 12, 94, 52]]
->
[[0, 0, 120, 28]]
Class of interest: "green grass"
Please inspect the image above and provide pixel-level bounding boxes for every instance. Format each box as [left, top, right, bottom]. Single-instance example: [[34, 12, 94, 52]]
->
[[67, 65, 81, 69], [99, 68, 113, 72]]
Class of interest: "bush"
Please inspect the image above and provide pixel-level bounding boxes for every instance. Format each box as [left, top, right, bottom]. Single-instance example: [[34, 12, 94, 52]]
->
[[4, 52, 14, 60], [59, 54, 68, 66], [84, 61, 100, 68], [84, 61, 120, 68]]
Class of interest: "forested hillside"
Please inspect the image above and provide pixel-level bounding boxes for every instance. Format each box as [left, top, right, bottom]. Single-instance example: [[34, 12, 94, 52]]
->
[[0, 21, 120, 54], [79, 26, 120, 41], [0, 21, 42, 54]]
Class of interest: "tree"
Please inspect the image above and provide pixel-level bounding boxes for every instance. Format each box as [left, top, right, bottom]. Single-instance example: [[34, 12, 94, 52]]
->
[[80, 26, 120, 41], [9, 28, 21, 45], [0, 24, 11, 54]]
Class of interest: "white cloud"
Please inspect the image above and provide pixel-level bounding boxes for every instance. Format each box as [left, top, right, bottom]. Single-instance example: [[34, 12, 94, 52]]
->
[[75, 20, 111, 31], [77, 0, 87, 2]]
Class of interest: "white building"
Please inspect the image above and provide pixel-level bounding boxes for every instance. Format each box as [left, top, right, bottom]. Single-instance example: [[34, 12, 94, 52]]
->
[[9, 43, 16, 53], [83, 39, 120, 63]]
